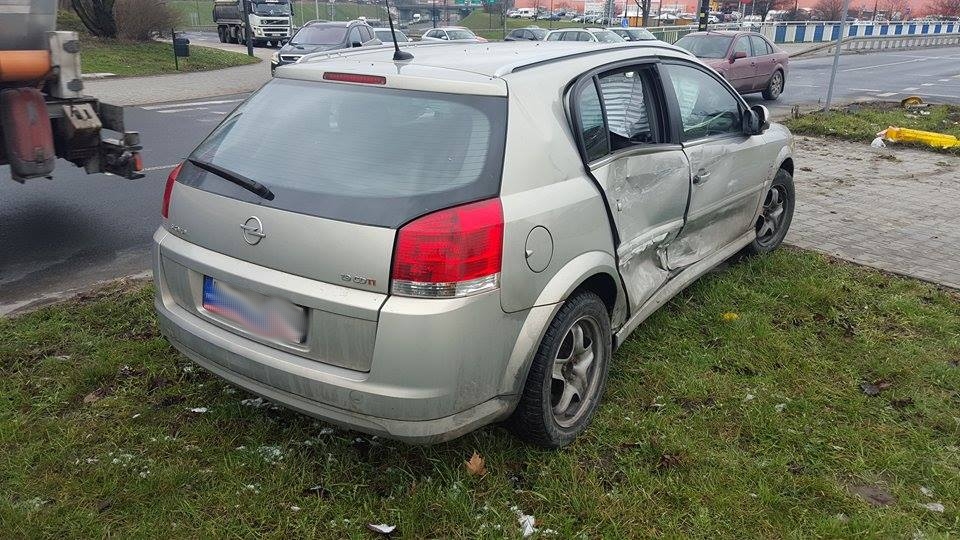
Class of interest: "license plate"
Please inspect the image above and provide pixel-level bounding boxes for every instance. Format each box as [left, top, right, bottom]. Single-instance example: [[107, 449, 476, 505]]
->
[[202, 276, 307, 344]]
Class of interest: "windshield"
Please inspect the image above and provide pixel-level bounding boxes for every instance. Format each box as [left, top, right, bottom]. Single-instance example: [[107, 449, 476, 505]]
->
[[375, 29, 408, 42], [251, 2, 290, 15], [291, 26, 346, 45], [446, 29, 476, 39], [530, 28, 547, 39], [593, 30, 624, 43], [182, 79, 507, 228], [674, 34, 733, 58]]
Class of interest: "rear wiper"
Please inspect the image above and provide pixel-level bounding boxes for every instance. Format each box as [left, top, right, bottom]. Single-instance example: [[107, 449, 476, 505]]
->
[[188, 158, 275, 201]]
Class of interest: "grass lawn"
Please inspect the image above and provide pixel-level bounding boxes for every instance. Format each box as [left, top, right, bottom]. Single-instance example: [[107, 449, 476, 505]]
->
[[80, 37, 260, 77], [170, 0, 386, 28], [784, 103, 960, 154], [458, 11, 584, 40], [2, 249, 959, 537]]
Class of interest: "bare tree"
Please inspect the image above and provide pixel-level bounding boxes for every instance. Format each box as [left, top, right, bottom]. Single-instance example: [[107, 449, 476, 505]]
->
[[927, 0, 960, 15], [114, 0, 181, 41], [752, 0, 790, 21], [814, 0, 844, 19], [71, 0, 117, 37], [878, 0, 908, 18]]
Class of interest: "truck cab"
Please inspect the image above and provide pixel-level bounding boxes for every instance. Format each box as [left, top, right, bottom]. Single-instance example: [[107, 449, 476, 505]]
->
[[214, 0, 294, 47]]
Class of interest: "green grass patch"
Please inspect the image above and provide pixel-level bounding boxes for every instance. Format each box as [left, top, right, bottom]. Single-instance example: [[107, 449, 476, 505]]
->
[[784, 103, 960, 154], [80, 37, 259, 77], [170, 0, 386, 28], [2, 250, 959, 536]]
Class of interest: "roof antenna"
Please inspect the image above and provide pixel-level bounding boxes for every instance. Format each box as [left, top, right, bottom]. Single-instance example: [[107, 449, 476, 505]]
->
[[384, 0, 413, 61]]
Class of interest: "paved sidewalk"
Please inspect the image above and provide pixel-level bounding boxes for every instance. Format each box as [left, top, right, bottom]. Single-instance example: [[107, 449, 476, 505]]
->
[[82, 41, 273, 106], [787, 136, 960, 289]]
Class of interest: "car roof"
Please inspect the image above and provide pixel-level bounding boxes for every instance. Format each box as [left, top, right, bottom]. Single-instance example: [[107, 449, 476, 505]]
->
[[683, 30, 757, 37], [285, 40, 686, 84], [303, 20, 352, 27], [372, 27, 406, 32]]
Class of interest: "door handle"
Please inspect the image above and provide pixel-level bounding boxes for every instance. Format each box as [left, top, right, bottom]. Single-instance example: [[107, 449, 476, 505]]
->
[[693, 170, 711, 185]]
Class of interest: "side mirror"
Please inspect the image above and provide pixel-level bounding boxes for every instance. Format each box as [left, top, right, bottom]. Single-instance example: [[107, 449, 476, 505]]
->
[[730, 50, 747, 62], [743, 104, 770, 135]]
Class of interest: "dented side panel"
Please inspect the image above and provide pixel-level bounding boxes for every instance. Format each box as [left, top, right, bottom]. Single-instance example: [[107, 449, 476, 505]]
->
[[590, 148, 690, 311]]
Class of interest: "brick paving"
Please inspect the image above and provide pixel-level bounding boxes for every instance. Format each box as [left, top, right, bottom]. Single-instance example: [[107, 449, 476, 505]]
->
[[787, 136, 960, 289]]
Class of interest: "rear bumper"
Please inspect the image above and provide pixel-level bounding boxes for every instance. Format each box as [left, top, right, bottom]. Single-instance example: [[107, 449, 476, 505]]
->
[[153, 228, 540, 443], [159, 304, 513, 443]]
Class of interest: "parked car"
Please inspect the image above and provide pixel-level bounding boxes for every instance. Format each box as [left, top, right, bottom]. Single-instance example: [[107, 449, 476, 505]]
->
[[157, 40, 795, 448], [420, 26, 487, 42], [545, 27, 624, 42], [673, 31, 789, 100], [504, 26, 548, 41], [372, 27, 410, 42], [608, 27, 658, 41], [270, 20, 380, 74]]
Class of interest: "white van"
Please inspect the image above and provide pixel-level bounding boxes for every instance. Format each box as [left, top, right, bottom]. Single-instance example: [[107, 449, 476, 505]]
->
[[516, 8, 537, 18]]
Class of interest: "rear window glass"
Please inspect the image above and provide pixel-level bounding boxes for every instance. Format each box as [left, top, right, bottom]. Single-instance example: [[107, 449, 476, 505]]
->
[[180, 78, 507, 228], [446, 29, 476, 39], [674, 34, 733, 58], [292, 26, 347, 45]]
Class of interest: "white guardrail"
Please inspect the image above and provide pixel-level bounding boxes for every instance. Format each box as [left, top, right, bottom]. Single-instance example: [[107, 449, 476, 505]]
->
[[708, 20, 960, 44]]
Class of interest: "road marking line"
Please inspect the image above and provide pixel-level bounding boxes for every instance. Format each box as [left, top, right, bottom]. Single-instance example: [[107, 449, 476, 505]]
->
[[902, 87, 919, 91], [941, 79, 952, 82], [841, 57, 926, 72], [875, 92, 899, 97], [156, 107, 209, 113], [142, 99, 243, 110], [849, 88, 881, 92], [909, 92, 960, 99]]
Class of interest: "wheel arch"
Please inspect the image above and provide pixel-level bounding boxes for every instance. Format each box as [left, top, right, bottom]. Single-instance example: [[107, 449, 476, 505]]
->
[[497, 251, 627, 399]]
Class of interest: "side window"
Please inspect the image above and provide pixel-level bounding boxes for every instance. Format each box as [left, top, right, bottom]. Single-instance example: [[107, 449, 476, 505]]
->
[[732, 36, 751, 57], [750, 35, 771, 55], [663, 64, 742, 141], [360, 27, 373, 42], [575, 80, 609, 161], [598, 68, 658, 148], [579, 32, 592, 42], [546, 32, 562, 41], [440, 31, 449, 40], [426, 30, 438, 38], [349, 27, 362, 44]]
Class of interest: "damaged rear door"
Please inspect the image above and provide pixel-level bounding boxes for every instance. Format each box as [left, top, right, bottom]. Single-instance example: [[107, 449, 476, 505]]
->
[[569, 62, 690, 312]]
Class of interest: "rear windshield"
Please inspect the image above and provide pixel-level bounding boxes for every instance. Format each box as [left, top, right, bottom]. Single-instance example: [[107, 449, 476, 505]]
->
[[180, 78, 507, 228], [674, 35, 733, 58], [593, 30, 623, 43], [446, 29, 476, 39], [291, 26, 346, 45]]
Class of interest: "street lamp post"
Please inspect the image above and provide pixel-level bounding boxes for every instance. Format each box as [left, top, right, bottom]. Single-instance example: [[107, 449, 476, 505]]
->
[[241, 0, 254, 56]]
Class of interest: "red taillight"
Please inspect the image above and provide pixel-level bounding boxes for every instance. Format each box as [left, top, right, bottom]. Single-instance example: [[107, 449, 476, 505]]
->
[[161, 162, 182, 219], [391, 198, 503, 298], [322, 72, 386, 85]]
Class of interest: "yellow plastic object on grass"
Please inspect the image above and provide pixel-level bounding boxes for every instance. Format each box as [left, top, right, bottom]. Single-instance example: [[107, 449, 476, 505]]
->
[[878, 126, 960, 150]]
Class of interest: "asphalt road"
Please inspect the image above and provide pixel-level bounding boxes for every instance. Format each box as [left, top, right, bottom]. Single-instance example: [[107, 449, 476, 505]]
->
[[2, 47, 959, 314]]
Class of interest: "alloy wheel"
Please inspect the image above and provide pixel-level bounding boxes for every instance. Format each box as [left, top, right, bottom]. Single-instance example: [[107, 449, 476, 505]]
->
[[551, 316, 602, 427], [770, 71, 783, 97], [756, 184, 787, 246]]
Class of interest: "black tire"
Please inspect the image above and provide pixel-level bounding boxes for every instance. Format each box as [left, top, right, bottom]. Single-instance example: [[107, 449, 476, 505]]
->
[[506, 291, 612, 448], [217, 26, 227, 43], [740, 167, 795, 257], [762, 69, 784, 100]]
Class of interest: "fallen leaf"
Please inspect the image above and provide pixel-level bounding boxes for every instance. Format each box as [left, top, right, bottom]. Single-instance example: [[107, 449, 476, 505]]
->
[[465, 451, 487, 477], [656, 453, 683, 470], [890, 397, 914, 409], [366, 523, 397, 535], [848, 484, 895, 506], [860, 381, 880, 397], [920, 486, 933, 497], [511, 506, 537, 538], [918, 502, 945, 513], [187, 407, 209, 413], [775, 403, 787, 413], [721, 312, 740, 321], [83, 387, 110, 404]]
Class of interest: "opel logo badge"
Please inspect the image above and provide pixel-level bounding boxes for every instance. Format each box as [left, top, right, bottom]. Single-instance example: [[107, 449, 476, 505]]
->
[[240, 216, 266, 245]]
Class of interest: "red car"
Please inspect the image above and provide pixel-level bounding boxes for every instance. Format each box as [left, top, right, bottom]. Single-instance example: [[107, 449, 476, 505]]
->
[[674, 31, 789, 100]]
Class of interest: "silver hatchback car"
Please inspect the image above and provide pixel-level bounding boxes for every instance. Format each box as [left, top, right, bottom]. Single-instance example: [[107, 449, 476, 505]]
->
[[155, 41, 795, 448]]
